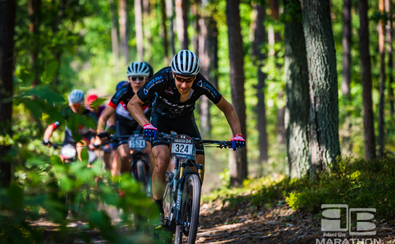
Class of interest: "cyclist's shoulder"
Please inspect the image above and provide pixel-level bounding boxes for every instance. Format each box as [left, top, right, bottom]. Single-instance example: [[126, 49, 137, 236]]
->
[[113, 83, 132, 98]]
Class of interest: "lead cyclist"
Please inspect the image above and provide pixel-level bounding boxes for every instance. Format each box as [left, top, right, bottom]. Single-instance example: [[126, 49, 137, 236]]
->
[[127, 49, 246, 220]]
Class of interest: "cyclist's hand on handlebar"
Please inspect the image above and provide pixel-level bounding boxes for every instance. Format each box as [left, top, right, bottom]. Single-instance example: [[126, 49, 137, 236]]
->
[[98, 132, 110, 141], [143, 123, 158, 139], [42, 139, 52, 147], [231, 134, 245, 151]]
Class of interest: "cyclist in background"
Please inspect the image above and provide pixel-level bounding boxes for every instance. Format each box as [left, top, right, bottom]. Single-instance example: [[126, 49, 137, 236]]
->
[[86, 94, 114, 170], [43, 89, 98, 162], [127, 50, 246, 217], [96, 62, 155, 177]]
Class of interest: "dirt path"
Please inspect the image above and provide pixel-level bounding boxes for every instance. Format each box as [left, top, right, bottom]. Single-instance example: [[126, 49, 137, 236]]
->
[[29, 201, 395, 243], [196, 200, 395, 244]]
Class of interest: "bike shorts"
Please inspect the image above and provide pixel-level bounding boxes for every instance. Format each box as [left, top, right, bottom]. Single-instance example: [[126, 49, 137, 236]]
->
[[150, 110, 204, 156], [114, 114, 142, 148]]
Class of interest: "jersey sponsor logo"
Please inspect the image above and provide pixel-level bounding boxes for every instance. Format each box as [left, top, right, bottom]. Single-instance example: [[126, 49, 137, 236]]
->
[[164, 86, 174, 95], [145, 75, 163, 92], [202, 81, 218, 97], [144, 88, 149, 95], [197, 80, 203, 87]]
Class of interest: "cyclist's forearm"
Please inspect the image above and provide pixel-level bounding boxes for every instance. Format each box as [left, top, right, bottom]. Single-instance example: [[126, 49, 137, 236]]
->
[[97, 106, 114, 133], [127, 99, 150, 126], [224, 108, 242, 136], [43, 126, 54, 140]]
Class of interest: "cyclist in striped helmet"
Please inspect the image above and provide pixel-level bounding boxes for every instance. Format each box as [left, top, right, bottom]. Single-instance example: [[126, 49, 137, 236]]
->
[[127, 50, 245, 218]]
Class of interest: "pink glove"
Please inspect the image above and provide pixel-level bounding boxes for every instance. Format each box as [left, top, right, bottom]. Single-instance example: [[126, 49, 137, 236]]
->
[[231, 134, 245, 151], [144, 123, 158, 139]]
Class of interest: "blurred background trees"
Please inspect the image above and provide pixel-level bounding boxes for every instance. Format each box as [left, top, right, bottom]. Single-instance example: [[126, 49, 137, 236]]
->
[[1, 0, 395, 189]]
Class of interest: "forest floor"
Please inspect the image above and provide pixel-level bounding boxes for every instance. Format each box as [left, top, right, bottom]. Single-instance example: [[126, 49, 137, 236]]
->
[[29, 196, 395, 244]]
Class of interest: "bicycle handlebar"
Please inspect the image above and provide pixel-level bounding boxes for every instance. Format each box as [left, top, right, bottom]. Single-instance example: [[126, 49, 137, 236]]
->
[[155, 132, 233, 149]]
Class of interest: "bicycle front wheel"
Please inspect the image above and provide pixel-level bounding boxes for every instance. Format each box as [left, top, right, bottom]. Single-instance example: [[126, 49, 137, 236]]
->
[[174, 174, 201, 244], [136, 160, 147, 186]]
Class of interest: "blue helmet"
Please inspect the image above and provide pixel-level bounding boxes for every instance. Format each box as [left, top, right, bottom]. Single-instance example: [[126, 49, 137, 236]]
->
[[116, 81, 127, 91]]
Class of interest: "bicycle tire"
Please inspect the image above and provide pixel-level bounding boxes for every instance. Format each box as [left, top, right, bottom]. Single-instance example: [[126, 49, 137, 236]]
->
[[136, 160, 147, 186], [174, 174, 201, 244]]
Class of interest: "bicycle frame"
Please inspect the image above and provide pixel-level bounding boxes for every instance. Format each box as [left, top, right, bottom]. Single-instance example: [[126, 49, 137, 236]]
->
[[164, 157, 202, 227]]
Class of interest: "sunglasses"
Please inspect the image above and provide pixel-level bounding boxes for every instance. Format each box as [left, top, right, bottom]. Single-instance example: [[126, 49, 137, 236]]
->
[[174, 75, 196, 83], [70, 103, 82, 110], [129, 76, 147, 82]]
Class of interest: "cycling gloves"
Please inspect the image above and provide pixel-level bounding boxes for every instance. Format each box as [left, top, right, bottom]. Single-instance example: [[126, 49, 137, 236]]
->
[[231, 134, 246, 151], [143, 123, 158, 139]]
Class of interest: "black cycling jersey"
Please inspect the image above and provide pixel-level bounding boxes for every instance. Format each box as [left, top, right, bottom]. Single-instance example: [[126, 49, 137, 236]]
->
[[50, 107, 97, 145], [109, 82, 152, 125], [137, 67, 222, 118]]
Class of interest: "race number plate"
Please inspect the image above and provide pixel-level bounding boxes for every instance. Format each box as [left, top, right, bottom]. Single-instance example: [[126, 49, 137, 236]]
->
[[128, 137, 146, 149], [171, 143, 193, 155]]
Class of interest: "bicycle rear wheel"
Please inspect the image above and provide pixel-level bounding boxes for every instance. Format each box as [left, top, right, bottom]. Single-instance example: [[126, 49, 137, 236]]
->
[[174, 174, 201, 244]]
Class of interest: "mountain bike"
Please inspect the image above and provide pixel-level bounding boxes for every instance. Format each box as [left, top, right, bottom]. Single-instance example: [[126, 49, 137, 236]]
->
[[155, 132, 232, 244], [98, 132, 151, 195]]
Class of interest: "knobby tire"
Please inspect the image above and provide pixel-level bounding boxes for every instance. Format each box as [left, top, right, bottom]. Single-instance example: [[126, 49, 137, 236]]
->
[[174, 174, 201, 244]]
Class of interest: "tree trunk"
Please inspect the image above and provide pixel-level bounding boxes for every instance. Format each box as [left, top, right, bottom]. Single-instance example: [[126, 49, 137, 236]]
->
[[284, 0, 311, 179], [208, 13, 219, 90], [252, 3, 268, 168], [268, 0, 285, 145], [160, 0, 169, 64], [302, 0, 340, 175], [118, 0, 128, 62], [386, 0, 394, 116], [358, 0, 376, 160], [109, 0, 119, 71], [135, 0, 144, 61], [198, 0, 211, 139], [175, 0, 189, 49], [342, 0, 352, 99], [0, 0, 16, 188], [378, 0, 386, 158], [226, 0, 248, 186], [181, 0, 189, 49], [192, 1, 200, 55], [29, 0, 41, 87], [342, 0, 353, 153], [143, 0, 152, 62], [166, 0, 176, 56]]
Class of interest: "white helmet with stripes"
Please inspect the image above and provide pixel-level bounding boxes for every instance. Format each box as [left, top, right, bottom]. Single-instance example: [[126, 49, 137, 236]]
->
[[127, 61, 151, 77], [68, 89, 85, 104], [171, 50, 200, 76]]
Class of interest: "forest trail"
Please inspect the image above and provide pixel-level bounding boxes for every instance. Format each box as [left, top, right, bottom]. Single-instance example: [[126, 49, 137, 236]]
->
[[29, 199, 395, 243]]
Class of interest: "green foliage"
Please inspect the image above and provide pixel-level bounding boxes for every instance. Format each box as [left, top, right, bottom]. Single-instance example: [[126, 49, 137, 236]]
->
[[205, 158, 395, 220], [0, 88, 161, 243]]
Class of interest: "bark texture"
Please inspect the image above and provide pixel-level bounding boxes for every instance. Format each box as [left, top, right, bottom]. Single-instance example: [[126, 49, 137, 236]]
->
[[226, 0, 248, 186], [109, 0, 119, 71], [160, 0, 169, 64], [302, 0, 340, 173], [0, 0, 16, 188], [358, 0, 376, 160], [385, 0, 394, 115], [342, 0, 352, 98], [166, 0, 176, 56], [284, 0, 311, 178], [29, 0, 41, 87], [135, 0, 143, 61], [378, 0, 386, 158], [198, 0, 211, 139], [118, 0, 128, 62], [252, 3, 269, 166]]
